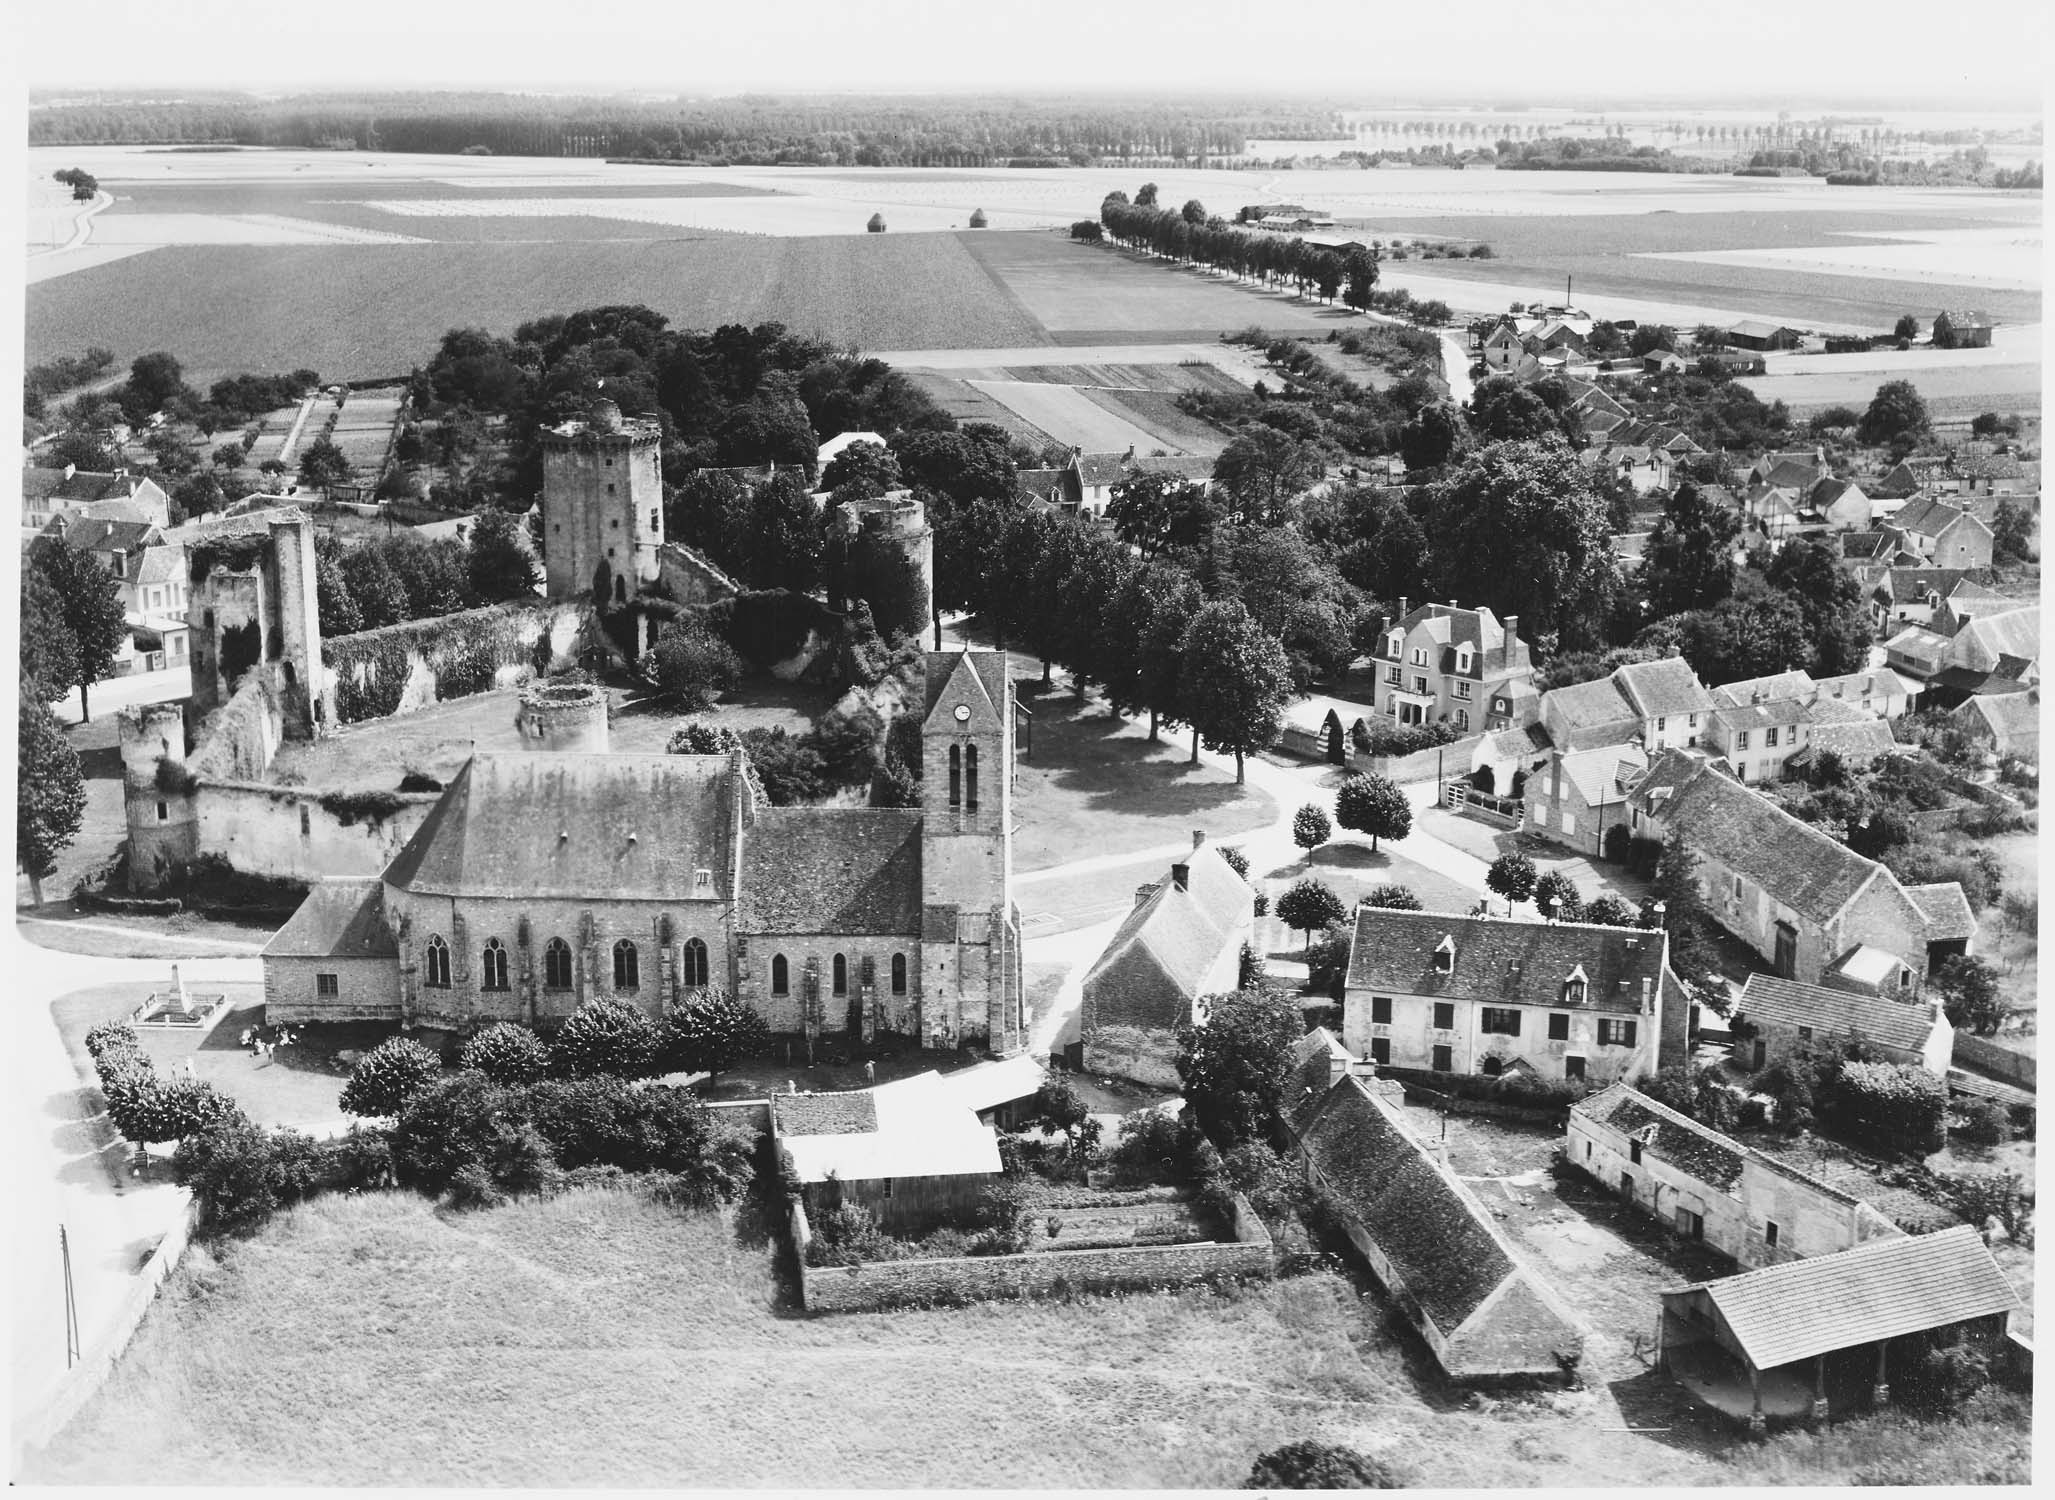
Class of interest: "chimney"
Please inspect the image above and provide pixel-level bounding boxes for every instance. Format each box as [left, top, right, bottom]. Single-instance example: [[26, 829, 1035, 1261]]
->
[[1398, 595, 1409, 621], [1752, 686, 1764, 705], [1171, 863, 1190, 892], [1134, 884, 1157, 909], [1641, 977, 1653, 1014], [1191, 829, 1206, 850]]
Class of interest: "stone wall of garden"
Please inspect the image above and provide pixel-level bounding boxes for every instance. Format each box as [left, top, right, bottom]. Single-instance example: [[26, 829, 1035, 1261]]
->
[[788, 1191, 1272, 1314]]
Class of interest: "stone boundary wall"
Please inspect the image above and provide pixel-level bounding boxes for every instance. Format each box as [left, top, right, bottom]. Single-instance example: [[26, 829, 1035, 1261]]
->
[[1359, 731, 1488, 784], [197, 781, 441, 885], [1953, 1033, 2035, 1090], [656, 541, 744, 607], [789, 1191, 1272, 1315], [13, 1199, 198, 1468], [325, 598, 588, 723]]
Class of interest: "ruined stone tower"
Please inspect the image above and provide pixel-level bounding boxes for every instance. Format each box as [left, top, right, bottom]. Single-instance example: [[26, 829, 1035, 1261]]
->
[[831, 488, 934, 641], [539, 400, 664, 606], [184, 508, 328, 737]]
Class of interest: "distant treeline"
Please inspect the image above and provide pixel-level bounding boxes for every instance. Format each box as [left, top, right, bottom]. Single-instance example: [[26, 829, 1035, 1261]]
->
[[28, 91, 1350, 165], [1494, 137, 1727, 174]]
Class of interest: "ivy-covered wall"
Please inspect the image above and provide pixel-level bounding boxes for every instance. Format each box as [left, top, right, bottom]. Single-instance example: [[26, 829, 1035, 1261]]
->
[[323, 600, 591, 725]]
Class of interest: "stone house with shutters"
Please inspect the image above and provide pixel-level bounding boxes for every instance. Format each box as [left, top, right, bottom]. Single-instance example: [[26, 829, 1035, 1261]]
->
[[259, 648, 1027, 1055], [1340, 907, 1681, 1084], [1566, 1084, 1904, 1270], [1729, 973, 1953, 1075], [1625, 750, 1974, 989], [1369, 597, 1537, 734]]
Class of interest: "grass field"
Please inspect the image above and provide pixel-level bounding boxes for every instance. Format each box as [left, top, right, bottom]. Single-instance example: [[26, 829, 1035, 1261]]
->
[[26, 1187, 2028, 1487], [1740, 364, 2041, 413]]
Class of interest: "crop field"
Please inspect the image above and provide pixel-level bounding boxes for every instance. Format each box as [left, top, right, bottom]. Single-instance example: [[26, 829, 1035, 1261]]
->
[[1740, 363, 2041, 414], [323, 391, 405, 471], [899, 371, 1054, 444], [1080, 388, 1236, 457], [971, 378, 1184, 455]]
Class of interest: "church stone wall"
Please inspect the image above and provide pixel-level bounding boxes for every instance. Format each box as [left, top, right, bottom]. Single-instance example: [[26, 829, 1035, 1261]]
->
[[741, 932, 924, 1041], [195, 784, 439, 887]]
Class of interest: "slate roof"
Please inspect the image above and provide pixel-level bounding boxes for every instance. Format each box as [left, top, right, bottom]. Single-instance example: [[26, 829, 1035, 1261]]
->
[[1578, 1083, 1864, 1204], [1952, 606, 2039, 672], [1812, 670, 1911, 704], [1800, 717, 1896, 761], [1840, 531, 1893, 561], [1868, 462, 1922, 499], [1736, 975, 1941, 1054], [1344, 908, 1668, 1014], [19, 467, 140, 505], [1711, 670, 1815, 709], [1017, 467, 1070, 506], [1674, 1225, 2017, 1372], [1284, 1028, 1352, 1138], [1556, 744, 1648, 809], [923, 645, 1009, 725], [1904, 884, 1979, 944], [1955, 692, 2041, 746], [131, 545, 186, 587], [1076, 452, 1132, 487], [57, 516, 161, 556], [772, 1091, 878, 1137], [739, 808, 923, 936], [1543, 675, 1636, 735], [1082, 845, 1250, 1025], [1712, 698, 1810, 732], [1629, 752, 1879, 926], [1893, 494, 1990, 540], [383, 753, 741, 902], [1759, 460, 1821, 490], [263, 879, 398, 960]]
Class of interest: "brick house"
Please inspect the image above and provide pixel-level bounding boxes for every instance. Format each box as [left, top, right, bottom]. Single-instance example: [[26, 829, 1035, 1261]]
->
[[1341, 907, 1681, 1084], [1369, 598, 1537, 734], [1292, 1055, 1585, 1383], [1566, 1084, 1904, 1268], [1729, 974, 1952, 1076], [1077, 840, 1251, 1086], [1625, 751, 1974, 987]]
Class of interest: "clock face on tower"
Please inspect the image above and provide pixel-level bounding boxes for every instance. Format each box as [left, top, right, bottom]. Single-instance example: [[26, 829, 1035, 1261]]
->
[[953, 704, 970, 722]]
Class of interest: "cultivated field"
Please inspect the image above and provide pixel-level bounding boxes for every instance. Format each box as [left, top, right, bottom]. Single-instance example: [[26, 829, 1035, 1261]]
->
[[970, 378, 1199, 455], [1740, 364, 2042, 414]]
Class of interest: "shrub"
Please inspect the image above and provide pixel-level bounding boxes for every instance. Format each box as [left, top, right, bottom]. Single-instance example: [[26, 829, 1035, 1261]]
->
[[173, 1113, 277, 1236], [1360, 884, 1422, 910], [1895, 1335, 1992, 1415], [1957, 1101, 2011, 1147], [458, 1023, 551, 1086], [1356, 717, 1462, 755], [1102, 1108, 1184, 1186], [1216, 846, 1251, 880], [1245, 1439, 1415, 1489], [85, 1020, 146, 1067], [551, 997, 664, 1079], [1582, 894, 1637, 927], [339, 1037, 445, 1117], [1827, 1059, 1946, 1154]]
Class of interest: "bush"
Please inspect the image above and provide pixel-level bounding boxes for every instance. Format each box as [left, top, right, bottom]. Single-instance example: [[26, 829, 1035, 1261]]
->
[[458, 1022, 551, 1086], [1827, 1059, 1946, 1154], [643, 624, 745, 711], [1582, 894, 1638, 928], [1102, 1108, 1185, 1186], [1957, 1101, 2012, 1147], [1895, 1335, 1992, 1416], [551, 997, 663, 1079], [173, 1114, 277, 1236], [1245, 1440, 1414, 1489], [339, 1037, 444, 1117], [1357, 717, 1462, 756]]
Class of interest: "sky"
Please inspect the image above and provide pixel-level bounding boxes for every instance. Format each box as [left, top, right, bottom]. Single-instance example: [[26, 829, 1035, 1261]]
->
[[12, 0, 2050, 105]]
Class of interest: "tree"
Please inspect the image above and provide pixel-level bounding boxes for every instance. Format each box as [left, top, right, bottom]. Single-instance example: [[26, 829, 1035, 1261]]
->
[[551, 997, 663, 1079], [1652, 583, 1810, 687], [1292, 803, 1332, 856], [1106, 473, 1220, 560], [1245, 1440, 1413, 1490], [1465, 376, 1572, 444], [27, 535, 126, 722], [1485, 851, 1538, 911], [1933, 955, 2009, 1036], [169, 471, 225, 525], [661, 990, 771, 1085], [17, 694, 86, 907], [1857, 379, 1932, 449], [1180, 198, 1207, 225], [1177, 601, 1293, 784], [1024, 1077, 1102, 1162], [1212, 427, 1325, 526], [212, 441, 245, 470], [466, 507, 542, 602], [1360, 884, 1422, 910], [1135, 182, 1159, 207], [666, 720, 743, 755], [1426, 440, 1620, 651], [338, 544, 410, 631], [1648, 832, 1711, 972], [646, 627, 746, 712], [1638, 482, 1741, 616], [1534, 870, 1583, 922], [1174, 988, 1301, 1148], [742, 473, 824, 591], [339, 1038, 444, 1118], [1070, 219, 1105, 242], [820, 438, 901, 499], [1583, 894, 1638, 928], [1335, 772, 1410, 852], [458, 1023, 552, 1086], [1628, 324, 1677, 358], [1277, 878, 1346, 955], [1764, 535, 1872, 675], [313, 538, 363, 638], [1991, 498, 2034, 564], [20, 567, 80, 704], [1397, 401, 1465, 471], [120, 350, 187, 424], [1893, 313, 1920, 342], [297, 435, 352, 489]]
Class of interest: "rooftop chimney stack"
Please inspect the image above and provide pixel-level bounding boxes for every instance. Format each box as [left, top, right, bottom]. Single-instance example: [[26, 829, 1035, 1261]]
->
[[1171, 863, 1190, 892], [1641, 977, 1653, 1014], [1191, 829, 1206, 850], [1134, 884, 1157, 909]]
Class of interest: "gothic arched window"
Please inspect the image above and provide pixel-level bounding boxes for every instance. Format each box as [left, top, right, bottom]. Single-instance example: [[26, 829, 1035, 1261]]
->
[[543, 937, 573, 990], [965, 745, 979, 813], [771, 954, 790, 996], [832, 954, 848, 995], [891, 953, 908, 995], [481, 938, 509, 992], [425, 934, 451, 988], [613, 939, 640, 991], [683, 937, 709, 989]]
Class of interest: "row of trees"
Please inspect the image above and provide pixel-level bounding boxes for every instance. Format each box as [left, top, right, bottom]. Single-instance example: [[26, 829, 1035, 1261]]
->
[[312, 510, 540, 638], [1097, 193, 1384, 313]]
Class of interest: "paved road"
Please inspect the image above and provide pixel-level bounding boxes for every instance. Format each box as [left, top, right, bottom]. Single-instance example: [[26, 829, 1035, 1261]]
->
[[10, 938, 261, 1450], [49, 667, 190, 729]]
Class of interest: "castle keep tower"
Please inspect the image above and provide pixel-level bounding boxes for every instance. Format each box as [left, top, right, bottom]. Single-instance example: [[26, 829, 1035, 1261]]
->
[[831, 489, 934, 641], [539, 401, 664, 606], [184, 508, 328, 737], [919, 647, 1024, 1054]]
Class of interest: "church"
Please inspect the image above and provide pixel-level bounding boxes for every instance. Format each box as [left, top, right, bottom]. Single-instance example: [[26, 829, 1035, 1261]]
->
[[263, 645, 1027, 1056]]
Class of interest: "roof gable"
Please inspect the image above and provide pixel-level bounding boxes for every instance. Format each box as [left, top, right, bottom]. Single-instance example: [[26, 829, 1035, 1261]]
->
[[263, 879, 398, 959], [1613, 657, 1714, 719], [1737, 974, 1941, 1052], [923, 647, 1005, 731]]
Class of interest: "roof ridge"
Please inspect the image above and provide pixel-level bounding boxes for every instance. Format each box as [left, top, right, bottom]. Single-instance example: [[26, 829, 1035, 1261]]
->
[[1675, 1222, 1983, 1297]]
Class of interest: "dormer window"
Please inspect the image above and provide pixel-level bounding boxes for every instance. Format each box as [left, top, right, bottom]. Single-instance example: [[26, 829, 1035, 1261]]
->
[[1455, 646, 1472, 673], [1562, 964, 1589, 1005], [1386, 631, 1403, 658], [1434, 935, 1456, 974]]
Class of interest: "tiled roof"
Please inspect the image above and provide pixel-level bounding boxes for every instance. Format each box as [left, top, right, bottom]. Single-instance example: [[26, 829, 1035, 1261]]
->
[[1578, 1083, 1863, 1204], [1893, 494, 1989, 539], [1557, 744, 1648, 809], [1869, 462, 1922, 499], [383, 753, 740, 902], [19, 467, 135, 504], [1284, 1028, 1351, 1138], [1016, 467, 1070, 504], [1841, 531, 1893, 560], [1811, 670, 1907, 702], [1629, 753, 1879, 925], [771, 1090, 878, 1137], [1344, 908, 1668, 1014], [1083, 846, 1250, 1021], [1955, 692, 2041, 743], [1676, 1225, 2017, 1371], [1617, 657, 1714, 720], [1760, 460, 1820, 490], [923, 646, 1009, 725], [1952, 606, 2039, 673], [262, 879, 398, 960], [1728, 320, 1795, 339], [1800, 717, 1896, 760], [739, 809, 922, 936], [1711, 670, 1815, 709], [1884, 625, 1950, 661], [1076, 452, 1132, 487], [131, 545, 186, 587], [1737, 974, 1941, 1053], [58, 516, 161, 556], [1542, 675, 1635, 732], [1904, 884, 1979, 943], [1809, 477, 1864, 508], [1712, 698, 1810, 732]]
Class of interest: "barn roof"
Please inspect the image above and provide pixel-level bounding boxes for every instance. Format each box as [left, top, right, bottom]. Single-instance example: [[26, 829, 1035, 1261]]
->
[[1736, 974, 1942, 1053], [1672, 1225, 2017, 1371]]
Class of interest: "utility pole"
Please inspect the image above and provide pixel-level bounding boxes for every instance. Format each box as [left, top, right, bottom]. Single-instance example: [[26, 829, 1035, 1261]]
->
[[60, 1225, 81, 1368]]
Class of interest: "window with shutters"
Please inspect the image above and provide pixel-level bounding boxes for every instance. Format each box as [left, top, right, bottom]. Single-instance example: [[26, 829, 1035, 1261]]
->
[[1481, 1007, 1522, 1035], [1431, 1044, 1453, 1072], [1432, 1001, 1456, 1030], [1598, 1017, 1638, 1047], [1548, 1012, 1570, 1041], [1370, 1037, 1391, 1066]]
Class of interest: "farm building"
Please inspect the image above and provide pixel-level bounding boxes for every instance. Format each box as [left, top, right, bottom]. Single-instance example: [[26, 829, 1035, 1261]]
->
[[1295, 1068, 1585, 1383], [1883, 625, 1951, 681], [1729, 973, 1952, 1074], [774, 1072, 1001, 1235], [1077, 838, 1251, 1087], [1566, 1084, 1903, 1269], [1340, 907, 1680, 1084], [1952, 688, 2040, 760], [1725, 321, 1802, 352], [1932, 311, 1995, 349], [1657, 1226, 2019, 1429]]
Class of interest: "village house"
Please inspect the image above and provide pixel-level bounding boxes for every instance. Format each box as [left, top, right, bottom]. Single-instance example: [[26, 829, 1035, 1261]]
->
[[1730, 973, 1952, 1073], [1370, 598, 1537, 734], [1536, 655, 1715, 757], [1952, 689, 2040, 761], [1805, 477, 1871, 531], [1585, 441, 1673, 495], [1710, 349, 1768, 376], [20, 465, 171, 532], [1701, 692, 1812, 784], [1643, 350, 1688, 376], [1340, 907, 1680, 1083], [1566, 1084, 1904, 1268], [1625, 751, 1974, 988], [1657, 1226, 2018, 1430], [1526, 742, 1646, 855], [1784, 709, 1898, 775], [1075, 837, 1252, 1087], [1868, 567, 1991, 636], [1945, 604, 2039, 676], [1884, 495, 1995, 570], [1292, 1049, 1586, 1383], [1747, 449, 1826, 490], [1933, 578, 2016, 635]]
